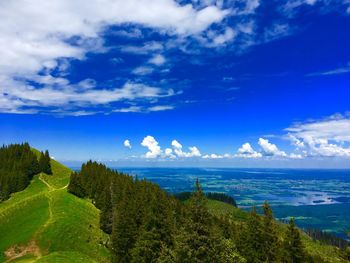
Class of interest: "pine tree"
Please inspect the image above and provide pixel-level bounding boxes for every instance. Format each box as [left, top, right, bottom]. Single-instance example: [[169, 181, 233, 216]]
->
[[39, 150, 52, 175], [130, 228, 162, 263], [112, 183, 138, 263], [218, 238, 246, 263], [68, 172, 86, 198], [173, 179, 217, 263], [284, 218, 307, 263], [240, 206, 264, 262], [0, 143, 40, 202], [262, 202, 280, 262]]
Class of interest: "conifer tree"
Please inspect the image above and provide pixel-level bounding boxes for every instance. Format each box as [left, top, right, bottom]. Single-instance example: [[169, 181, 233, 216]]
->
[[284, 218, 307, 263], [262, 202, 280, 262], [240, 206, 264, 262], [0, 143, 40, 202], [173, 179, 217, 263], [68, 172, 86, 198], [112, 183, 138, 262], [39, 150, 52, 174]]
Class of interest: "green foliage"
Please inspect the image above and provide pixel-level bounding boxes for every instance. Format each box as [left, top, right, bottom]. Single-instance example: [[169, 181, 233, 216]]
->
[[262, 202, 281, 262], [172, 180, 215, 262], [0, 143, 40, 201], [69, 161, 349, 263], [284, 218, 308, 263], [174, 191, 237, 207], [39, 150, 52, 175], [68, 172, 86, 198]]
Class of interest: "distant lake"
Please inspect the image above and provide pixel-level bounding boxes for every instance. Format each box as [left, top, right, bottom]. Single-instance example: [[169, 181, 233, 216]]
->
[[72, 167, 350, 240]]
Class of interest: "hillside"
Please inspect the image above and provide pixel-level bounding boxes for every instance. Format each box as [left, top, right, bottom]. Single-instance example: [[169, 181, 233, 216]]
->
[[0, 152, 111, 262], [206, 199, 349, 262], [1, 151, 349, 262]]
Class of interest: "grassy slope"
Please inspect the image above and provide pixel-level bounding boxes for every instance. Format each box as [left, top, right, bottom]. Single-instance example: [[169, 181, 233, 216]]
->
[[0, 151, 111, 263], [207, 200, 349, 263]]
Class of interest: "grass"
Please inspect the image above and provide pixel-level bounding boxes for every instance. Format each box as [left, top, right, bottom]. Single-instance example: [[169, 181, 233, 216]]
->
[[0, 150, 111, 262], [207, 199, 249, 221]]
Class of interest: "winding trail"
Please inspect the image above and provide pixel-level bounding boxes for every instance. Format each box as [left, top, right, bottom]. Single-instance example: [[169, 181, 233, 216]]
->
[[4, 174, 68, 263]]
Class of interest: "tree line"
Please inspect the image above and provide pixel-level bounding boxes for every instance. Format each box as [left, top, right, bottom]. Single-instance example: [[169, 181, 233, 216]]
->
[[174, 191, 237, 207], [0, 143, 52, 202], [68, 161, 350, 262], [304, 228, 349, 250]]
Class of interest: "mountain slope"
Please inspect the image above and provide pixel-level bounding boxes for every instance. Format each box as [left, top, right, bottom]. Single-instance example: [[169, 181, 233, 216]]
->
[[0, 153, 110, 262], [207, 199, 349, 262]]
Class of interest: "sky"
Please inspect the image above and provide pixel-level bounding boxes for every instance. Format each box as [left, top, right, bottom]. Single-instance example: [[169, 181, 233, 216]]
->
[[0, 0, 350, 168]]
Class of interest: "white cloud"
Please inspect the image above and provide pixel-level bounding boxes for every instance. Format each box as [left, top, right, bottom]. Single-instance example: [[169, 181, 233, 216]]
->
[[307, 62, 350, 76], [113, 106, 143, 113], [263, 23, 291, 42], [120, 42, 164, 54], [0, 81, 173, 114], [141, 135, 162, 158], [171, 140, 201, 157], [235, 142, 262, 158], [113, 105, 174, 113], [286, 114, 350, 157], [165, 148, 176, 158], [202, 153, 231, 159], [132, 66, 155, 75], [258, 138, 287, 157], [1, 0, 228, 114], [289, 153, 303, 159], [149, 54, 166, 66], [124, 139, 132, 149], [242, 0, 261, 14], [188, 146, 202, 157], [212, 27, 236, 46], [148, 105, 174, 112]]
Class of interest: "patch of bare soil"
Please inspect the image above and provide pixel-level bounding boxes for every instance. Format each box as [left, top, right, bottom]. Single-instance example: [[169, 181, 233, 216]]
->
[[5, 240, 41, 262]]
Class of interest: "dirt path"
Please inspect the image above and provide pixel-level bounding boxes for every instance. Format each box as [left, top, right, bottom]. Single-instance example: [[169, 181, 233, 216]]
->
[[4, 175, 59, 262]]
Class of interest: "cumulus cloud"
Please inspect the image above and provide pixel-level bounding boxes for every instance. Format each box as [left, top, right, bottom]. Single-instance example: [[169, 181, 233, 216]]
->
[[235, 142, 262, 158], [202, 153, 231, 159], [140, 137, 201, 159], [258, 138, 288, 157], [171, 140, 202, 158], [124, 139, 132, 149], [165, 148, 176, 159], [286, 114, 350, 157], [141, 135, 162, 158]]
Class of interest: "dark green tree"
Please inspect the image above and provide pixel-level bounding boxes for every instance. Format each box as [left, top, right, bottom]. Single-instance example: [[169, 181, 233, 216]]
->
[[39, 150, 52, 174], [112, 183, 138, 263], [240, 206, 264, 262], [284, 218, 307, 263], [68, 172, 86, 198], [262, 202, 280, 262], [0, 143, 40, 202], [173, 179, 218, 263]]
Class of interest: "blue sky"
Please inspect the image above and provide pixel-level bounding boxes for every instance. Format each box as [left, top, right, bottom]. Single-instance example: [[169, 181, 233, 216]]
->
[[1, 0, 350, 167]]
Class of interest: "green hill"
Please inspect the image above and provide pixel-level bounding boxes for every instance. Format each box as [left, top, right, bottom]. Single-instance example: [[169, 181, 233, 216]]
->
[[0, 151, 111, 262], [1, 149, 348, 262], [206, 199, 349, 262]]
